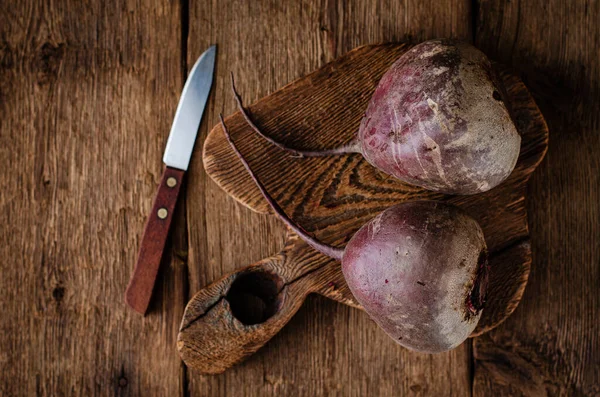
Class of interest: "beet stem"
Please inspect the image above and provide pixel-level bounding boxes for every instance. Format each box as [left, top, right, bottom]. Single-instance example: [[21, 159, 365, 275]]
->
[[219, 114, 344, 260], [230, 72, 361, 158], [219, 114, 345, 261]]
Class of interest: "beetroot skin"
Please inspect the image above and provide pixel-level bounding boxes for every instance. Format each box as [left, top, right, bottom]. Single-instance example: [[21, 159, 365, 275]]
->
[[219, 116, 490, 354], [342, 201, 488, 352], [231, 39, 521, 195], [358, 39, 520, 194]]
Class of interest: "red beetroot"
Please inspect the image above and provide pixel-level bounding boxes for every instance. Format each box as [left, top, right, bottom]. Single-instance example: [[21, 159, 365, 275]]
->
[[342, 201, 488, 352], [219, 115, 489, 353], [232, 39, 521, 194]]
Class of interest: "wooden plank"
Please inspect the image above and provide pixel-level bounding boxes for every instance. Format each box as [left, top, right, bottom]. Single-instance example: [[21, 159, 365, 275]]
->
[[185, 0, 473, 395], [474, 1, 600, 395], [0, 1, 186, 395]]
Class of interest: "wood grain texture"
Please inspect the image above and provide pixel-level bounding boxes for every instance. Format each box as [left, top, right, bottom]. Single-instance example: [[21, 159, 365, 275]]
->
[[125, 167, 185, 314], [178, 43, 547, 374], [473, 1, 600, 396], [184, 1, 477, 395], [178, 232, 325, 374], [0, 1, 187, 395], [2, 0, 597, 395]]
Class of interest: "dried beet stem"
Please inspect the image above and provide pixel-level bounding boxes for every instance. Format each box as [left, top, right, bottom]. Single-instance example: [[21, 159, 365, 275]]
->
[[230, 72, 361, 158], [219, 114, 345, 261]]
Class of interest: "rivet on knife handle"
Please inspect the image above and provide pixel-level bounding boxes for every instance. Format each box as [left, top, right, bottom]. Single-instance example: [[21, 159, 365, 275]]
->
[[125, 167, 184, 314]]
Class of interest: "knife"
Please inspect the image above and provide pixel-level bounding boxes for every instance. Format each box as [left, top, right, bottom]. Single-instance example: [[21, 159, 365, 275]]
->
[[125, 45, 217, 314]]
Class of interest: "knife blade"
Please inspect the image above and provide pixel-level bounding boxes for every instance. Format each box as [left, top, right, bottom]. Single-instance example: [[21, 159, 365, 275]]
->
[[125, 45, 217, 315]]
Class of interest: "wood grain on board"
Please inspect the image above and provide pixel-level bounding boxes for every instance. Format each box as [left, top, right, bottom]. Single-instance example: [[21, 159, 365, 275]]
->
[[177, 43, 547, 374], [0, 1, 188, 395], [184, 1, 477, 395]]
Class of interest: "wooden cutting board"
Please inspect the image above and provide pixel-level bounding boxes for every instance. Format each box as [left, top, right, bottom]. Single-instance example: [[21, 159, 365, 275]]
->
[[177, 43, 548, 374]]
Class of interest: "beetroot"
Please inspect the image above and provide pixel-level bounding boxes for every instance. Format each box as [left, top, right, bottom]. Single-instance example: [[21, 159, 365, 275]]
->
[[231, 39, 521, 194], [342, 202, 488, 352], [219, 115, 489, 353]]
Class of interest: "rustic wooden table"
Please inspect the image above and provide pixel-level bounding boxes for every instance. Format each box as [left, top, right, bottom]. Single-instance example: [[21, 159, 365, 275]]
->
[[1, 1, 598, 396]]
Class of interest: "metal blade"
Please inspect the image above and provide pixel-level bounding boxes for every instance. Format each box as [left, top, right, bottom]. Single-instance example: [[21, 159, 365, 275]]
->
[[163, 45, 216, 170]]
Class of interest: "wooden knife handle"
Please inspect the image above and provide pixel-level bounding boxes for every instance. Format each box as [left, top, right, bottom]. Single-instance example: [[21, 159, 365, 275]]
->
[[177, 251, 311, 374], [125, 166, 185, 314]]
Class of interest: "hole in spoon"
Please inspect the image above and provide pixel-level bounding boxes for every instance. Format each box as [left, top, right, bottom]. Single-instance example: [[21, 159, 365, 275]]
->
[[226, 270, 283, 325]]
